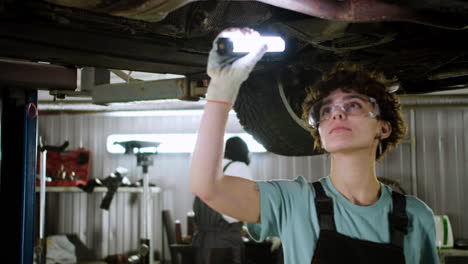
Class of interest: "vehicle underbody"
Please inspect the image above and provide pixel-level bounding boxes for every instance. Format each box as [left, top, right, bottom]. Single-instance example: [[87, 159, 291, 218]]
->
[[1, 0, 467, 155]]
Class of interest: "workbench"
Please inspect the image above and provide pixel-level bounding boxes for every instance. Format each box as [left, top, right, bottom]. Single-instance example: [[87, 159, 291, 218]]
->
[[438, 248, 468, 264]]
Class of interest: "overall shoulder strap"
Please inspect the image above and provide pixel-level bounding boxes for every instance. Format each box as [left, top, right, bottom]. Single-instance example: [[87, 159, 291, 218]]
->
[[312, 181, 336, 231], [389, 191, 408, 248], [223, 160, 235, 172]]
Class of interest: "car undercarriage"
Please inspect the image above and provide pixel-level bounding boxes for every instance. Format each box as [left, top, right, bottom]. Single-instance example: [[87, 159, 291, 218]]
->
[[1, 0, 467, 155]]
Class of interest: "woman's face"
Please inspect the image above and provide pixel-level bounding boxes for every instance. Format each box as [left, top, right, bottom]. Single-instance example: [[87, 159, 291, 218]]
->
[[317, 89, 389, 155]]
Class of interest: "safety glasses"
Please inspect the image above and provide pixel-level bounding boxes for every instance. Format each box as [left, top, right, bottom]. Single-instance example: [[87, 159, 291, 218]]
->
[[308, 94, 380, 128]]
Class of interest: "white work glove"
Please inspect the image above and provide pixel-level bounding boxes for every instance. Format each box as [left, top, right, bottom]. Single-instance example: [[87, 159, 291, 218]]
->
[[205, 28, 268, 106], [269, 236, 282, 252]]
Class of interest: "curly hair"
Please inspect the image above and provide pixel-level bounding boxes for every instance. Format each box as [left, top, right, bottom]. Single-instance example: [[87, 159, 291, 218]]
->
[[301, 62, 407, 161]]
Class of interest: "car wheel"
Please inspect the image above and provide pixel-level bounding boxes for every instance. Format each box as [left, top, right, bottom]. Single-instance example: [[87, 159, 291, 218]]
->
[[234, 69, 321, 156]]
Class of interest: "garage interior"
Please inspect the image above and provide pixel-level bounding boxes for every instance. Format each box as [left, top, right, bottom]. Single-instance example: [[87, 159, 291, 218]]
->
[[2, 66, 468, 264], [2, 1, 468, 264]]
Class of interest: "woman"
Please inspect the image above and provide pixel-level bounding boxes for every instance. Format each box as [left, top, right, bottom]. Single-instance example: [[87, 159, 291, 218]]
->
[[192, 136, 252, 264], [190, 28, 438, 263]]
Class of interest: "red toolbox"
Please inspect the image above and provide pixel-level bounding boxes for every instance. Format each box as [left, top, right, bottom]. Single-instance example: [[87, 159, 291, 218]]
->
[[37, 148, 91, 186]]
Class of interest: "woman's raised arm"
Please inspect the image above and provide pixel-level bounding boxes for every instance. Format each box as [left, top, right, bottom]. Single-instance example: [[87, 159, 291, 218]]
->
[[190, 28, 267, 223]]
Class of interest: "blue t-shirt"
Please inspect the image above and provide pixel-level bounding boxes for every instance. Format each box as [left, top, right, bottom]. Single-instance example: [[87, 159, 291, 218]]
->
[[246, 176, 438, 264]]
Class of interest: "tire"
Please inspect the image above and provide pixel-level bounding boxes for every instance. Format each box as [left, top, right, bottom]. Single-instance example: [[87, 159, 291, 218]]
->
[[234, 70, 320, 156]]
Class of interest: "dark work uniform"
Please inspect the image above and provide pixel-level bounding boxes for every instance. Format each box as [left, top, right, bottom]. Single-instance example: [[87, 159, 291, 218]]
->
[[192, 161, 245, 264], [311, 181, 408, 264]]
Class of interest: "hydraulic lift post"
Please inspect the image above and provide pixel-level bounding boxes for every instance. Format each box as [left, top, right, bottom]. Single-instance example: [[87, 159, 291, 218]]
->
[[115, 140, 160, 264]]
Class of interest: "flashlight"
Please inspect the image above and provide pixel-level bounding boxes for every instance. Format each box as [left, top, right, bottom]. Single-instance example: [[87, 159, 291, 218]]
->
[[216, 31, 285, 56]]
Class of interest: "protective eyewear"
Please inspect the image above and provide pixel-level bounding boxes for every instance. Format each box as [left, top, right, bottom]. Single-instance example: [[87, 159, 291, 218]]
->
[[308, 94, 380, 128]]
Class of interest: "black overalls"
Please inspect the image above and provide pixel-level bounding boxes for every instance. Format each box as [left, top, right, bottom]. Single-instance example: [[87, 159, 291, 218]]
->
[[192, 161, 245, 264], [311, 181, 408, 264]]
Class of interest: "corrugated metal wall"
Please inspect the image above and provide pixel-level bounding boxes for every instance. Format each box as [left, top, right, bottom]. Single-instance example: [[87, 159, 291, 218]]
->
[[42, 190, 161, 259], [37, 104, 468, 260], [413, 107, 468, 240]]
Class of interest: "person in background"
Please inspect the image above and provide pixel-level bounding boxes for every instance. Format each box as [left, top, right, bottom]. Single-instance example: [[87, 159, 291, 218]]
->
[[190, 27, 437, 263], [192, 136, 252, 264]]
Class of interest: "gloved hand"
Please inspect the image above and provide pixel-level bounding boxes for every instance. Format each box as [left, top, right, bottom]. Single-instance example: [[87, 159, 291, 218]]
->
[[205, 28, 268, 106], [270, 236, 282, 252]]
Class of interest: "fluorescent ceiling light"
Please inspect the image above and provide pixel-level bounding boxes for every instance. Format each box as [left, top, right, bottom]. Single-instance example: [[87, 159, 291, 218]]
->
[[107, 133, 267, 153], [104, 108, 238, 117]]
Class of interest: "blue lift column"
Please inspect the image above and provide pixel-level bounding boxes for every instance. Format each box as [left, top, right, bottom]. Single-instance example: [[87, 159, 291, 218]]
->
[[1, 88, 38, 263]]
